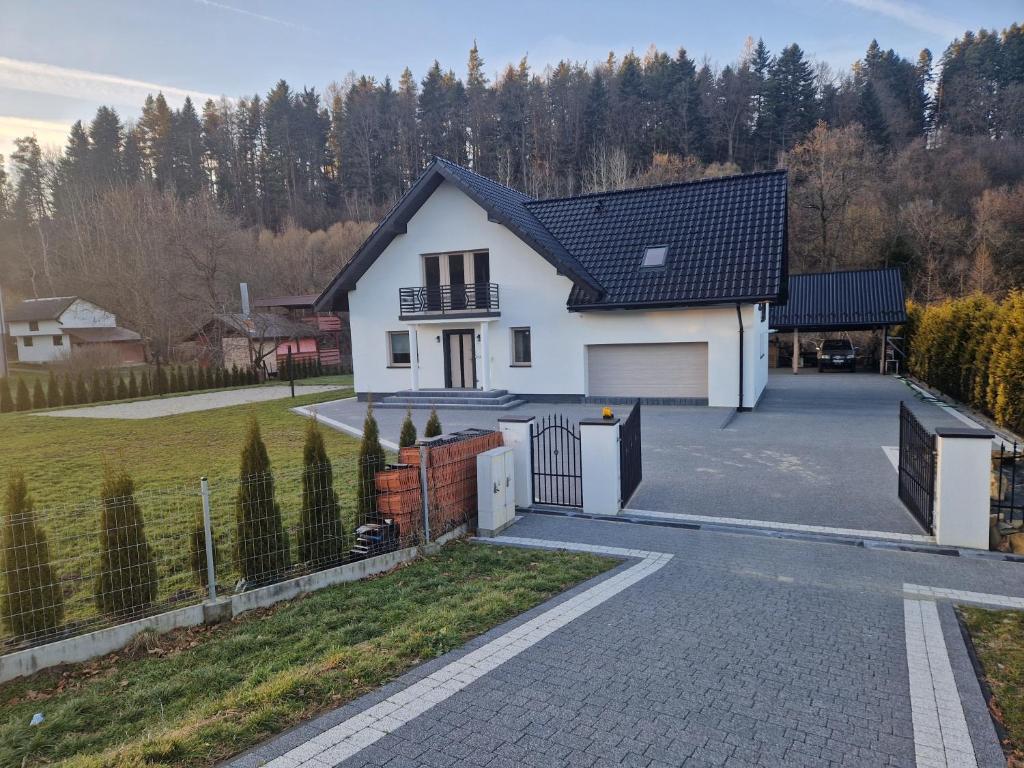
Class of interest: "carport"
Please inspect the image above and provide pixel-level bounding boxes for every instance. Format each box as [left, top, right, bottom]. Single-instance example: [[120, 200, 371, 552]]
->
[[770, 268, 907, 374]]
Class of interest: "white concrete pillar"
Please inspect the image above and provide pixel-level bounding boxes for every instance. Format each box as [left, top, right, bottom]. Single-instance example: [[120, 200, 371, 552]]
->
[[408, 325, 419, 391], [479, 322, 491, 391], [933, 427, 994, 549], [580, 418, 621, 516], [497, 416, 534, 508]]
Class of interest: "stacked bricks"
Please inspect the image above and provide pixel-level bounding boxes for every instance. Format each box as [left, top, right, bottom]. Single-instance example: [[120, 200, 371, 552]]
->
[[374, 465, 422, 540]]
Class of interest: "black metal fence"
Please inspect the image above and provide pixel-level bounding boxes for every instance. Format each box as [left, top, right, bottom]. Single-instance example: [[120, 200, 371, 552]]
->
[[531, 414, 583, 507], [399, 283, 500, 316], [619, 402, 642, 507], [898, 401, 937, 533], [992, 441, 1023, 528]]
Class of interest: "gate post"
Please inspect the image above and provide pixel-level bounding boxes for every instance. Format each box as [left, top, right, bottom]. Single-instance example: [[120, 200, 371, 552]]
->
[[934, 427, 993, 549], [580, 417, 621, 516], [497, 416, 534, 508]]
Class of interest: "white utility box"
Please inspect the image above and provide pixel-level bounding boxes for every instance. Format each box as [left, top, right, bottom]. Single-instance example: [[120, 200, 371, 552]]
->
[[476, 446, 516, 537]]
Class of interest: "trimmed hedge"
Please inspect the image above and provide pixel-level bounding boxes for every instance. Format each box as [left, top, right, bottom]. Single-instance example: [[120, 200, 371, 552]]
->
[[907, 291, 1024, 434]]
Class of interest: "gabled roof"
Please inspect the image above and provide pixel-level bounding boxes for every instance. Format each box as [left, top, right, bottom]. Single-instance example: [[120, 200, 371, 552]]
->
[[770, 268, 907, 331], [6, 296, 77, 322], [66, 327, 142, 343], [526, 170, 788, 310], [314, 159, 789, 313], [315, 158, 603, 312], [253, 294, 320, 309], [213, 313, 317, 339]]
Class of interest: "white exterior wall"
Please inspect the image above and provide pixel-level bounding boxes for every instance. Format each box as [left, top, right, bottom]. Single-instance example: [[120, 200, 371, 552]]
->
[[59, 299, 116, 328], [7, 300, 116, 363], [347, 181, 767, 408]]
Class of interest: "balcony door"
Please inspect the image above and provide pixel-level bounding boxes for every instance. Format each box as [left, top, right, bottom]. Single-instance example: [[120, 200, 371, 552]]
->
[[443, 329, 476, 389], [421, 251, 489, 313]]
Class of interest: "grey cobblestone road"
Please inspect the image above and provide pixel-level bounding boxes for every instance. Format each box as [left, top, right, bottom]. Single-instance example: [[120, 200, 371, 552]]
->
[[227, 513, 1021, 768]]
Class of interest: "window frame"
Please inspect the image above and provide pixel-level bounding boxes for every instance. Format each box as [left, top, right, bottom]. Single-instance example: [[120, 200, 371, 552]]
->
[[386, 330, 412, 368], [510, 327, 532, 367], [52, 335, 64, 346], [28, 320, 39, 332], [22, 336, 33, 347], [640, 245, 669, 269]]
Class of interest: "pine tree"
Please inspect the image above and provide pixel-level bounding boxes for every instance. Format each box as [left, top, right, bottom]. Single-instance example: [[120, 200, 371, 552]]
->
[[234, 418, 291, 584], [231, 364, 240, 386], [74, 373, 89, 404], [45, 371, 60, 408], [102, 369, 115, 401], [186, 366, 197, 391], [89, 370, 103, 402], [198, 366, 209, 390], [399, 408, 417, 448], [95, 467, 158, 618], [424, 408, 442, 438], [139, 370, 152, 397], [127, 370, 139, 399], [298, 419, 344, 567], [0, 379, 12, 413], [170, 366, 181, 393], [357, 401, 387, 518], [60, 373, 75, 406], [15, 378, 31, 411], [31, 380, 46, 409], [1, 473, 64, 643], [115, 377, 128, 400], [155, 365, 169, 395]]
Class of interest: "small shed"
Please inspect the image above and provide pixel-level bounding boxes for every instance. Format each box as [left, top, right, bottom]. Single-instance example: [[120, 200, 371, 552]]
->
[[770, 268, 908, 373]]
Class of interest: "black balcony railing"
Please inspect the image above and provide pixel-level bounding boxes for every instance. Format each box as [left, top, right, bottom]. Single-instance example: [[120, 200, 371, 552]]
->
[[399, 283, 500, 317]]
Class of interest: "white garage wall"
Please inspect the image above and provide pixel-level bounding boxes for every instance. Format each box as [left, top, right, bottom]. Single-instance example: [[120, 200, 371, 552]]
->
[[348, 181, 767, 408]]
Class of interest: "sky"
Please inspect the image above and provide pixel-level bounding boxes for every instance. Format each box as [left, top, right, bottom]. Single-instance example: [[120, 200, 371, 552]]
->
[[0, 0, 1021, 161]]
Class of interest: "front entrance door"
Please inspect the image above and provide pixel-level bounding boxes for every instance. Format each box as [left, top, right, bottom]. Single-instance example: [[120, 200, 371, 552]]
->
[[443, 330, 476, 388]]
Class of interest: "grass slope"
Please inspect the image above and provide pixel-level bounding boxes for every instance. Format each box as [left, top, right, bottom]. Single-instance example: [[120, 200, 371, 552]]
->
[[961, 606, 1024, 766], [0, 542, 614, 768]]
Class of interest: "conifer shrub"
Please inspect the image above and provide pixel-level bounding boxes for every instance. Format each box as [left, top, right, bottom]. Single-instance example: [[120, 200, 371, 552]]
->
[[1, 473, 64, 643], [74, 373, 88, 404], [102, 369, 115, 400], [298, 418, 344, 568], [357, 400, 387, 519], [116, 376, 129, 400], [46, 371, 61, 407], [169, 366, 181, 393], [139, 370, 152, 397], [424, 408, 442, 438], [95, 467, 158, 618], [127, 370, 139, 399], [0, 378, 12, 413], [399, 408, 417, 448], [89, 370, 103, 402], [230, 364, 240, 386], [234, 418, 291, 585], [217, 368, 227, 388], [15, 378, 31, 411], [31, 380, 46, 409], [60, 373, 75, 406], [186, 366, 197, 391], [198, 366, 209, 390], [155, 365, 169, 395]]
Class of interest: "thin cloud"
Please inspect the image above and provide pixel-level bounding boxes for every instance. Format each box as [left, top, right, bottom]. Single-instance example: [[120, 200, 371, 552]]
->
[[836, 0, 964, 41], [0, 56, 218, 107], [192, 0, 315, 33], [0, 116, 73, 159]]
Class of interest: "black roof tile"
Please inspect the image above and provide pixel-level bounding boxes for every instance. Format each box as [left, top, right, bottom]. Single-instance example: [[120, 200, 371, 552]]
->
[[770, 268, 907, 331]]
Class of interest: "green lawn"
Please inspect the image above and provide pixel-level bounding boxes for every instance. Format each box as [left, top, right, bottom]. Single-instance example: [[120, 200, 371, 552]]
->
[[960, 607, 1024, 766], [0, 386, 363, 643], [0, 541, 614, 768]]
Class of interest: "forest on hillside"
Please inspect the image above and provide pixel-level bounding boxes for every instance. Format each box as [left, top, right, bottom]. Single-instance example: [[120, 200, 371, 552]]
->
[[0, 25, 1022, 353]]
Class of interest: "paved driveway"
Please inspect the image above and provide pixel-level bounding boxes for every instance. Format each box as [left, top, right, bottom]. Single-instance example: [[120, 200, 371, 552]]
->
[[308, 373, 965, 535], [226, 513, 1020, 768]]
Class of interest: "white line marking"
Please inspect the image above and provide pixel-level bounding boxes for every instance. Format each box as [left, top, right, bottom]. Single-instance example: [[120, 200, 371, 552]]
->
[[621, 507, 935, 544], [904, 584, 1024, 610], [292, 404, 400, 452], [884, 446, 900, 471], [262, 538, 671, 768], [904, 599, 978, 767]]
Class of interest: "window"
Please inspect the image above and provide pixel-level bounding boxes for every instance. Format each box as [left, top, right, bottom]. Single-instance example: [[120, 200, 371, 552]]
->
[[53, 335, 64, 346], [511, 327, 531, 366], [387, 331, 411, 367], [22, 336, 33, 347], [641, 246, 668, 268], [28, 321, 39, 332]]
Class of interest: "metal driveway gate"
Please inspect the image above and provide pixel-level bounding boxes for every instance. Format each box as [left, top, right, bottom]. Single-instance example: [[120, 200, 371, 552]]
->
[[619, 402, 642, 506], [531, 414, 582, 507], [898, 401, 936, 532]]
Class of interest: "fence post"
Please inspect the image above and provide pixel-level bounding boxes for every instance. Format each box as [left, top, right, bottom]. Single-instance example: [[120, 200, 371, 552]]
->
[[418, 443, 431, 544], [579, 417, 621, 516], [933, 427, 993, 549], [497, 416, 535, 508], [200, 477, 217, 601]]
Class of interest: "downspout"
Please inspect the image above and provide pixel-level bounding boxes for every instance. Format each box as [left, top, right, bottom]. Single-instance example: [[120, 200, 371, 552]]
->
[[735, 304, 745, 412]]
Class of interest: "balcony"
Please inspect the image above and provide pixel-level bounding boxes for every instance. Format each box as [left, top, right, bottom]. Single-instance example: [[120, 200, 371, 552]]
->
[[399, 283, 500, 320]]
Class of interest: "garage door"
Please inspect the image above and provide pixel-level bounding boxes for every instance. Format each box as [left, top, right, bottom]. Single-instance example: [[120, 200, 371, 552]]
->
[[587, 342, 708, 398]]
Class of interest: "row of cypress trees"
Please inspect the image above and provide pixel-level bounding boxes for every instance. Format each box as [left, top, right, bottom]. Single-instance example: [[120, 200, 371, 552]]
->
[[906, 290, 1024, 433], [0, 363, 259, 414], [0, 417, 346, 644]]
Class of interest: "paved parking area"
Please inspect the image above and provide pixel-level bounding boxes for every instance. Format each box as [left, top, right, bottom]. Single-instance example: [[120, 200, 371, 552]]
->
[[308, 372, 964, 535], [226, 513, 1020, 768]]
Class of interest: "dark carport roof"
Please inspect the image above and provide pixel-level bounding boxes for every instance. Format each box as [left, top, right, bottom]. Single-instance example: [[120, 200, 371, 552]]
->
[[770, 268, 907, 331]]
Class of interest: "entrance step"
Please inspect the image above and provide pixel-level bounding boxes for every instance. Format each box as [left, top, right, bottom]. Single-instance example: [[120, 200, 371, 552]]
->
[[391, 389, 509, 399], [377, 389, 525, 411]]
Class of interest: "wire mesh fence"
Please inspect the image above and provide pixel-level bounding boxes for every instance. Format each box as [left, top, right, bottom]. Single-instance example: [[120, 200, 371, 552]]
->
[[1, 429, 499, 654]]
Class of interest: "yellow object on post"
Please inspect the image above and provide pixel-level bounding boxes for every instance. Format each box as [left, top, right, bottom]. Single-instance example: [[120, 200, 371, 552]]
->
[[602, 406, 614, 420]]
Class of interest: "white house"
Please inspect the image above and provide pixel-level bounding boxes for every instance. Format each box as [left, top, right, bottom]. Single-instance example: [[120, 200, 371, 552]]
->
[[5, 296, 145, 364], [315, 158, 787, 409]]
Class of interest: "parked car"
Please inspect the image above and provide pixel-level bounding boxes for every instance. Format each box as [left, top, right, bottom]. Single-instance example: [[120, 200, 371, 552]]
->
[[818, 339, 857, 372]]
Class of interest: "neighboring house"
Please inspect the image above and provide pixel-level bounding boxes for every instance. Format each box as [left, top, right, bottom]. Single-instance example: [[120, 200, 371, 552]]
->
[[4, 296, 145, 364], [315, 158, 787, 408], [185, 313, 319, 375], [252, 294, 352, 371]]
